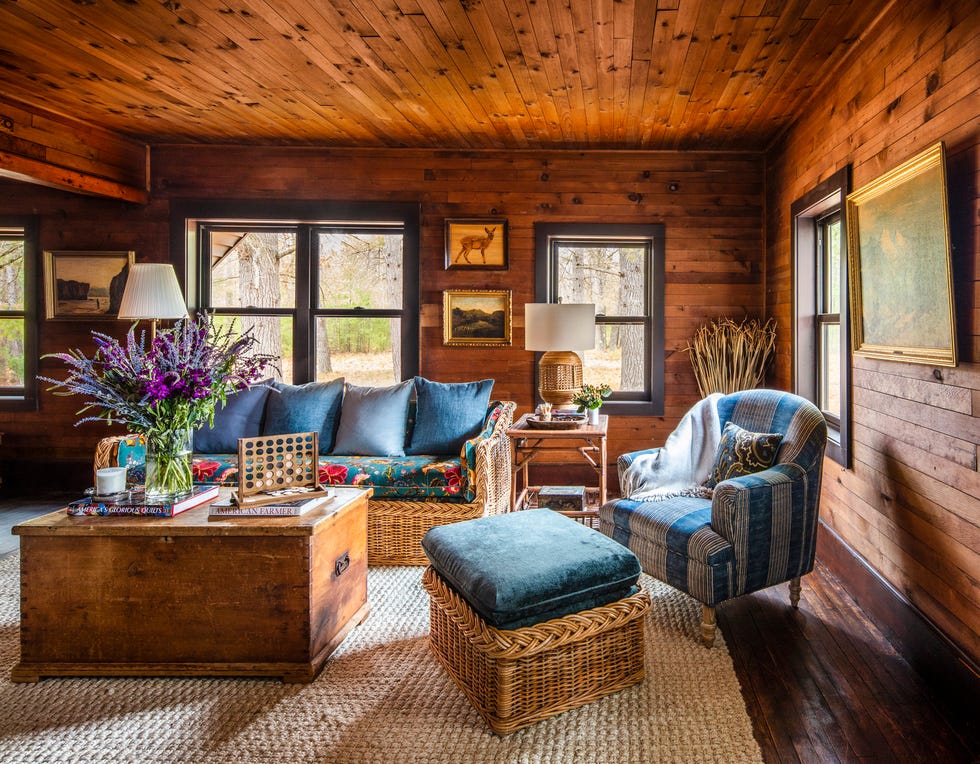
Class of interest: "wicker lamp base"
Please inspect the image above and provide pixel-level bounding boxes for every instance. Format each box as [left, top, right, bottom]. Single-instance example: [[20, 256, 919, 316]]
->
[[422, 567, 650, 735], [538, 350, 583, 407]]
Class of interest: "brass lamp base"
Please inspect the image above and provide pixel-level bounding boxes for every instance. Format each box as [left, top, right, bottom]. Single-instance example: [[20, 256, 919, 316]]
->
[[538, 350, 583, 407]]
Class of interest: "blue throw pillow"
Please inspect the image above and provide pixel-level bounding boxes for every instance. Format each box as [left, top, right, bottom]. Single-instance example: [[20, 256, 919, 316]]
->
[[332, 380, 414, 457], [193, 383, 273, 453], [263, 378, 345, 454], [408, 376, 494, 455]]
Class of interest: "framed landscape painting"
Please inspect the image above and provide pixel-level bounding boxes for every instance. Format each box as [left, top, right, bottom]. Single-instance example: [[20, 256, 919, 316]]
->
[[443, 289, 512, 346], [44, 250, 135, 320], [444, 219, 508, 270], [845, 142, 957, 367]]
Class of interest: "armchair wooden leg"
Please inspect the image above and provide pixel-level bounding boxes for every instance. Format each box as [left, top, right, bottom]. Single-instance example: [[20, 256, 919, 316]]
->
[[789, 576, 802, 609], [701, 605, 716, 647]]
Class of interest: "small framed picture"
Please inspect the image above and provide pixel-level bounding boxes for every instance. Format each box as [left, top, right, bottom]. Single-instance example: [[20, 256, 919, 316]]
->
[[444, 219, 508, 270], [443, 289, 512, 346], [44, 250, 135, 320]]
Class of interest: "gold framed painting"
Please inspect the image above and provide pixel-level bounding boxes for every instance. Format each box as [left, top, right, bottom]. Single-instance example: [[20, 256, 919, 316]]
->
[[845, 142, 957, 367], [44, 250, 136, 320], [444, 218, 508, 270], [443, 289, 512, 346]]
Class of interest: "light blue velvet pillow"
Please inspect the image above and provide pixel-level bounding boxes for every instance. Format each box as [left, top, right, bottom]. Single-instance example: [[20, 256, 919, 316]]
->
[[332, 380, 414, 457], [193, 383, 273, 453], [262, 378, 345, 454], [408, 376, 494, 455]]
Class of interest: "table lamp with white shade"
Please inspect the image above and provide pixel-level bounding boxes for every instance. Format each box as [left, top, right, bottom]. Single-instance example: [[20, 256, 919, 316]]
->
[[525, 302, 596, 407], [118, 263, 188, 340]]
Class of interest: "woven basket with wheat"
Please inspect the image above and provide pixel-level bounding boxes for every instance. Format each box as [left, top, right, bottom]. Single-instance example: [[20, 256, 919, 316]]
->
[[686, 317, 776, 398]]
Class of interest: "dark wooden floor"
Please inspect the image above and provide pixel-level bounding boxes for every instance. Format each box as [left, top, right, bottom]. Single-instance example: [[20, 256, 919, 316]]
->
[[1, 496, 977, 762], [718, 562, 979, 763]]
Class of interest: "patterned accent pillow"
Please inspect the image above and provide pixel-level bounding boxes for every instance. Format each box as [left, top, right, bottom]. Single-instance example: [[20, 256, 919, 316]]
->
[[706, 421, 783, 488]]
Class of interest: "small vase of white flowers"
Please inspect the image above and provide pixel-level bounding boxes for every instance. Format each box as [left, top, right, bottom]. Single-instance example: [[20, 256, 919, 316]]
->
[[572, 383, 612, 425]]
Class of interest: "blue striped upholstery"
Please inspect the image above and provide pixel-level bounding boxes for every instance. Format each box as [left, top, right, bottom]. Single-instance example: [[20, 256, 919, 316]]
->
[[605, 496, 734, 606], [600, 389, 827, 610]]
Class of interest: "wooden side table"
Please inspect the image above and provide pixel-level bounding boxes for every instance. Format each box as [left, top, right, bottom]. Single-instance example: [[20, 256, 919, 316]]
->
[[505, 413, 608, 515]]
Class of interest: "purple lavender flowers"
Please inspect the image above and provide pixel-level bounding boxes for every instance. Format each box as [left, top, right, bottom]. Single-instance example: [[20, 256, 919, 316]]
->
[[41, 313, 277, 436]]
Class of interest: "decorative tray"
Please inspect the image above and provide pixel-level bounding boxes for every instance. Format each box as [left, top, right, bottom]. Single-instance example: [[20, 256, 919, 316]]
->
[[525, 413, 587, 430]]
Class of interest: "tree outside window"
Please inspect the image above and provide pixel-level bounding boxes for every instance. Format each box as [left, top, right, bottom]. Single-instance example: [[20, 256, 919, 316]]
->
[[535, 223, 664, 415], [184, 202, 418, 387], [0, 218, 37, 408]]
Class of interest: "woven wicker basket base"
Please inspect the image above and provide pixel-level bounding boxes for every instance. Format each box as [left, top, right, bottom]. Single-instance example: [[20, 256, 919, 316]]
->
[[422, 567, 651, 735], [368, 500, 485, 566]]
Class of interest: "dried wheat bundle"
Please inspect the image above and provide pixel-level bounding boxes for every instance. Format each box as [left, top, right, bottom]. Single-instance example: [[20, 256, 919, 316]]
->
[[686, 317, 776, 397]]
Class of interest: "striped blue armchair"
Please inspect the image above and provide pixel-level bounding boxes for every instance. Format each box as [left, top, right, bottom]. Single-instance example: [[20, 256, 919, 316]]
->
[[599, 389, 827, 646]]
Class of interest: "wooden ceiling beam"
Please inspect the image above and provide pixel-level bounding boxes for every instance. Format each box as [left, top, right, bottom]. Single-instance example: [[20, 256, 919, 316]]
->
[[0, 98, 148, 204]]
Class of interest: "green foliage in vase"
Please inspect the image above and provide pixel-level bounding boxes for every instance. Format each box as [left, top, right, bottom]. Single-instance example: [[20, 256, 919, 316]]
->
[[572, 383, 613, 411]]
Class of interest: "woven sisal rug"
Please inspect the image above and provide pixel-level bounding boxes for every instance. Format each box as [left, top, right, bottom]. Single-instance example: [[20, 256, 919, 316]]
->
[[0, 552, 762, 763]]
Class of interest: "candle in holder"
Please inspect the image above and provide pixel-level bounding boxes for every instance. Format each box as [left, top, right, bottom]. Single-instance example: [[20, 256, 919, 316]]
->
[[96, 467, 127, 496]]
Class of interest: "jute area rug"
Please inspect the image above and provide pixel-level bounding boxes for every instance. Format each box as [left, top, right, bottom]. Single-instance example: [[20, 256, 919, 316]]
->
[[0, 552, 763, 764]]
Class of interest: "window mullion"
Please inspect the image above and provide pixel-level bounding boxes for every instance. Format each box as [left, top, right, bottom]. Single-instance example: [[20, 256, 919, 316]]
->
[[294, 225, 313, 383]]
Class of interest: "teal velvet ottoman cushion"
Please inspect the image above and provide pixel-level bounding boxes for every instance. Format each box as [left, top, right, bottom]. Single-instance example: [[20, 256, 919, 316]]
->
[[421, 508, 641, 630]]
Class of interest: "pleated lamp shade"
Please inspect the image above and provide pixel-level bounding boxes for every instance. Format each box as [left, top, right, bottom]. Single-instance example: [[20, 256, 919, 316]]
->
[[118, 264, 187, 337]]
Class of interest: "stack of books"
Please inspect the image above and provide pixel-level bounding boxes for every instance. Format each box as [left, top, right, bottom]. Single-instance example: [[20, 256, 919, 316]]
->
[[208, 488, 335, 519], [67, 484, 221, 517]]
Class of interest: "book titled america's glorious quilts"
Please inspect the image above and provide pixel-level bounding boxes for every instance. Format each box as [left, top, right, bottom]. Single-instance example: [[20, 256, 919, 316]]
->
[[66, 484, 221, 517]]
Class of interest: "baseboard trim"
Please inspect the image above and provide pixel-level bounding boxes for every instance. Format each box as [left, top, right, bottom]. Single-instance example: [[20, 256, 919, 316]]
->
[[816, 520, 979, 717]]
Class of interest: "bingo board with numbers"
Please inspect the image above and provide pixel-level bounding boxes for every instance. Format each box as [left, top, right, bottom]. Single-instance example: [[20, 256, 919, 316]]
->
[[232, 431, 331, 508]]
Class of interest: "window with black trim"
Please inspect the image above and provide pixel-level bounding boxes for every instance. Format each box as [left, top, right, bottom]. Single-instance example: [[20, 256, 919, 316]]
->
[[172, 201, 419, 386], [0, 217, 38, 409], [535, 223, 665, 415], [793, 168, 851, 466]]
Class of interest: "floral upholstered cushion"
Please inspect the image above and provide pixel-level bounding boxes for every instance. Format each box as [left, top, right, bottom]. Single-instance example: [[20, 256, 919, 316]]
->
[[191, 453, 471, 501], [105, 401, 508, 504]]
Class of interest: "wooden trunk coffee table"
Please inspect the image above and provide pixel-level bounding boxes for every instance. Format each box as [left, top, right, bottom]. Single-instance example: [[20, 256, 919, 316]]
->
[[12, 486, 371, 683]]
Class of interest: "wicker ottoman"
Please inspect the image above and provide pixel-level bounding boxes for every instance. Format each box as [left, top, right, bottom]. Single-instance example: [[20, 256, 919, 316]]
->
[[421, 509, 651, 735]]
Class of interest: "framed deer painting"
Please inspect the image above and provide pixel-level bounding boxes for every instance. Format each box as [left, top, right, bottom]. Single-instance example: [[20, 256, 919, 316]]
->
[[444, 219, 508, 270]]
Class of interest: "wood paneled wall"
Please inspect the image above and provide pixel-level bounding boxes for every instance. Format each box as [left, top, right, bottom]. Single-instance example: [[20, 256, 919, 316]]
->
[[0, 147, 764, 478], [765, 0, 978, 663]]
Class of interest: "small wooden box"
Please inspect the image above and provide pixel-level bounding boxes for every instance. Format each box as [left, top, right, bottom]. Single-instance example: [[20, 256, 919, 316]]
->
[[537, 485, 586, 512]]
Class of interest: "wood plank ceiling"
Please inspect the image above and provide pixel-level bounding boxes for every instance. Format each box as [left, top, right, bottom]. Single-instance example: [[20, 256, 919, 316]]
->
[[0, 0, 892, 150]]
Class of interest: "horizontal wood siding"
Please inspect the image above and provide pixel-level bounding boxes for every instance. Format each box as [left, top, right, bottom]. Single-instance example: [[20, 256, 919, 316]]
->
[[765, 0, 979, 663], [0, 147, 764, 477]]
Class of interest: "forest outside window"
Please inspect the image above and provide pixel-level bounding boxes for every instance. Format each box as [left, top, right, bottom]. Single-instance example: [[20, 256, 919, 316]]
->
[[178, 201, 419, 387], [535, 223, 665, 415], [0, 217, 37, 409]]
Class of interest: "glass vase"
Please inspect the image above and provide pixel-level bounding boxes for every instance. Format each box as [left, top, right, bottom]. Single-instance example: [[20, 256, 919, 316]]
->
[[144, 426, 194, 502]]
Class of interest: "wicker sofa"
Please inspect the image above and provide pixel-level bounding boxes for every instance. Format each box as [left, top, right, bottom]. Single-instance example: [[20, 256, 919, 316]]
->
[[93, 379, 516, 566]]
